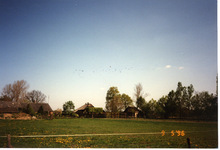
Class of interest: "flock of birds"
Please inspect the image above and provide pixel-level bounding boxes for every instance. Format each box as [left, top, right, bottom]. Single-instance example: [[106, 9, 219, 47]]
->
[[73, 66, 133, 74], [73, 65, 158, 78]]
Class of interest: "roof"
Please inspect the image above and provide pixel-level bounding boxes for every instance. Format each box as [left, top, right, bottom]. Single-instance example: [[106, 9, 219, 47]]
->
[[0, 101, 22, 113], [29, 103, 53, 112], [124, 106, 140, 113], [0, 101, 53, 113], [74, 102, 94, 112]]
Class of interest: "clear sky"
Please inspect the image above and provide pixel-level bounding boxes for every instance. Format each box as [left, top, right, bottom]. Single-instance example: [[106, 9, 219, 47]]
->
[[0, 0, 217, 110]]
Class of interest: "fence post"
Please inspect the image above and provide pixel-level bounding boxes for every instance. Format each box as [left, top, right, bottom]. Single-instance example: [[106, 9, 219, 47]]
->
[[187, 138, 191, 148], [7, 134, 12, 148]]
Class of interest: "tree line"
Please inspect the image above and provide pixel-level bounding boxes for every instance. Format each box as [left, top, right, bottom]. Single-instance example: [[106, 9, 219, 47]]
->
[[105, 82, 218, 120], [0, 80, 47, 103]]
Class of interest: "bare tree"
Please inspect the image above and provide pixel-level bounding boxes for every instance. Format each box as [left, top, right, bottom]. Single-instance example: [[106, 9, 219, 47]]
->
[[2, 84, 13, 100], [26, 90, 46, 103], [134, 83, 148, 107], [1, 80, 29, 102], [134, 83, 148, 99]]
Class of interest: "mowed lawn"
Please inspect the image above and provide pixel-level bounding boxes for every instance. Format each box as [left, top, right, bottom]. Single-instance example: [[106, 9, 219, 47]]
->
[[0, 118, 217, 148]]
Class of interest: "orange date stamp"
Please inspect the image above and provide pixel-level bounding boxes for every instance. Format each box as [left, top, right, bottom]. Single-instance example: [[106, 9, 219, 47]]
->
[[161, 130, 185, 136]]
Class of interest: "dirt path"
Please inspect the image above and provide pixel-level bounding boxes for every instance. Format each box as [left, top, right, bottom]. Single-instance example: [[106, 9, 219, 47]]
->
[[0, 130, 217, 138]]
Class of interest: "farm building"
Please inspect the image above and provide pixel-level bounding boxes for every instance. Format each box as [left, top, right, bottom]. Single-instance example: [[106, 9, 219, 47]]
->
[[0, 101, 53, 114], [74, 102, 94, 117], [124, 106, 142, 118]]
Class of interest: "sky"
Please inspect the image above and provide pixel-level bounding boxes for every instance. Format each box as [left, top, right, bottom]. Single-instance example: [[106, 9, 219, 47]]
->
[[0, 0, 217, 111]]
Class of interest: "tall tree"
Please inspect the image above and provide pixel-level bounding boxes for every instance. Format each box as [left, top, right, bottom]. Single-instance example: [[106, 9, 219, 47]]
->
[[175, 82, 185, 118], [134, 83, 148, 100], [191, 92, 206, 119], [164, 90, 177, 118], [136, 96, 145, 110], [187, 84, 195, 100], [185, 84, 195, 117], [156, 96, 167, 118], [26, 90, 46, 103], [105, 87, 122, 112], [121, 93, 133, 111], [205, 93, 217, 119], [141, 102, 150, 118], [1, 80, 29, 102], [148, 99, 157, 118]]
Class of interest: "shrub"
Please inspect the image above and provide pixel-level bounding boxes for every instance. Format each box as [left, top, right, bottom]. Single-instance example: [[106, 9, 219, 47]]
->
[[54, 108, 62, 117], [72, 113, 79, 118], [36, 113, 42, 119], [26, 104, 36, 116], [61, 111, 79, 118], [38, 106, 45, 115]]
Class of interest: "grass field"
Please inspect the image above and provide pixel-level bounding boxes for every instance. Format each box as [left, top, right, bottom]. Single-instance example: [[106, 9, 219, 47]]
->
[[0, 118, 218, 148]]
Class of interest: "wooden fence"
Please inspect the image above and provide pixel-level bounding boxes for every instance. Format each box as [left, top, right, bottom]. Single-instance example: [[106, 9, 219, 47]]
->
[[85, 112, 139, 118]]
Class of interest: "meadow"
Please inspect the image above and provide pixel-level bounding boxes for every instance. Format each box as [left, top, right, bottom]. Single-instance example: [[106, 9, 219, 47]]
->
[[0, 118, 218, 148]]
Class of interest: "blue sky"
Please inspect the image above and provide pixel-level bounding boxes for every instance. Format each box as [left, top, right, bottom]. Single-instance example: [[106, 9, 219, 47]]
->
[[0, 0, 217, 110]]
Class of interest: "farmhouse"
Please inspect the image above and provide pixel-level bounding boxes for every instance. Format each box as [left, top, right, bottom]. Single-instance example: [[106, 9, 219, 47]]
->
[[74, 102, 94, 117], [0, 101, 53, 114], [124, 106, 142, 118]]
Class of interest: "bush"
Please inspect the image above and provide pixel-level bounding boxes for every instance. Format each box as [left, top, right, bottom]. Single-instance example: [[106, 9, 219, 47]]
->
[[54, 109, 62, 117], [38, 106, 45, 115], [26, 104, 36, 117], [62, 111, 79, 118], [36, 113, 42, 119], [73, 113, 79, 118]]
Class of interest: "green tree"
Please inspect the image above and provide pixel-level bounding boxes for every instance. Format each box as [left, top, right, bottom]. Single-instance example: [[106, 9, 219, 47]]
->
[[205, 94, 217, 119], [164, 90, 177, 118], [156, 96, 167, 118], [148, 99, 157, 118], [105, 87, 122, 112], [191, 92, 204, 119], [141, 102, 150, 118], [175, 82, 185, 118], [185, 84, 194, 117], [136, 96, 145, 110], [121, 93, 133, 111], [38, 105, 45, 115], [26, 104, 36, 116], [63, 101, 75, 112], [191, 91, 216, 120]]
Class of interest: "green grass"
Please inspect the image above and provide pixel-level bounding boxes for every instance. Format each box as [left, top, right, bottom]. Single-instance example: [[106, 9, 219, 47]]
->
[[0, 118, 218, 148]]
